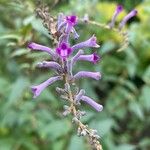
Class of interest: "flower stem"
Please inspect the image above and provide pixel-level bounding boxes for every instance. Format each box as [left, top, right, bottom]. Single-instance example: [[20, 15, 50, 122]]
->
[[64, 74, 102, 150]]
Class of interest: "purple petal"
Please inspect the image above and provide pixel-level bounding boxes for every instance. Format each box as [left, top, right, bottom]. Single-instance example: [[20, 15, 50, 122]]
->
[[77, 52, 100, 64], [72, 28, 80, 39], [57, 13, 66, 31], [66, 15, 77, 25], [81, 96, 103, 112], [37, 61, 62, 71], [31, 76, 62, 98], [93, 52, 101, 64], [72, 35, 100, 51], [58, 21, 66, 31], [74, 71, 101, 80], [58, 13, 64, 25], [116, 5, 123, 13], [119, 9, 137, 30], [27, 42, 57, 59], [58, 33, 69, 46], [56, 42, 72, 58], [67, 50, 84, 75], [109, 5, 123, 28], [65, 15, 77, 34], [72, 50, 84, 64]]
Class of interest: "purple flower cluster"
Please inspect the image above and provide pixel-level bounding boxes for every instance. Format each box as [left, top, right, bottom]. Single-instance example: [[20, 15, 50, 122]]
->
[[28, 14, 103, 112], [109, 5, 137, 29]]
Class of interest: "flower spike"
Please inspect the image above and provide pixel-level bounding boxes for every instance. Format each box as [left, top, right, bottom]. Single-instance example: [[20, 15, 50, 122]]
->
[[29, 12, 103, 149]]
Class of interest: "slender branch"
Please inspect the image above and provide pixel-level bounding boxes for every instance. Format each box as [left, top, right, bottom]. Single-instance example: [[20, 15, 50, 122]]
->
[[85, 20, 129, 52]]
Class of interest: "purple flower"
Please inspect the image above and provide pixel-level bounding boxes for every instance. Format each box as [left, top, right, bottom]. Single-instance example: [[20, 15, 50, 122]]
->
[[109, 5, 123, 28], [57, 13, 65, 30], [65, 16, 77, 33], [37, 61, 62, 71], [72, 28, 80, 39], [77, 52, 100, 64], [28, 42, 57, 59], [31, 76, 62, 98], [116, 5, 123, 13], [119, 9, 137, 30], [56, 42, 72, 58], [72, 35, 100, 52], [74, 71, 101, 80], [57, 14, 77, 34], [28, 13, 103, 113], [81, 96, 103, 112]]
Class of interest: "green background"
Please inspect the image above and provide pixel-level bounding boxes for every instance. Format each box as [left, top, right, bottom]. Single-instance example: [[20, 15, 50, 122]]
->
[[0, 0, 150, 150]]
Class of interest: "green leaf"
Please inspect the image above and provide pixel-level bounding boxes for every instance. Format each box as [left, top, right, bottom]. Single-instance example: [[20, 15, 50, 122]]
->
[[0, 139, 13, 150], [143, 65, 150, 84], [10, 48, 29, 57], [6, 77, 29, 107], [100, 41, 115, 55], [68, 135, 88, 150], [90, 118, 115, 137], [125, 47, 138, 77], [0, 34, 20, 41], [129, 101, 144, 120], [52, 139, 65, 150], [140, 85, 150, 111], [38, 119, 71, 140], [115, 144, 135, 150], [139, 138, 150, 149]]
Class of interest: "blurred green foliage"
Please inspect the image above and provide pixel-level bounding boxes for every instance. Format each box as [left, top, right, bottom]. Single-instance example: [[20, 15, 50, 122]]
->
[[0, 0, 150, 150]]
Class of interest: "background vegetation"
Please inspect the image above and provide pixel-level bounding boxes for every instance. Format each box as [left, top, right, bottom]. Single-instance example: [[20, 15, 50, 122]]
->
[[0, 0, 150, 150]]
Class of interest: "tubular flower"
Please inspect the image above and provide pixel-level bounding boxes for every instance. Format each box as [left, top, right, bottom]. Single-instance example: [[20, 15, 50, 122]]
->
[[72, 35, 100, 51], [28, 42, 57, 59], [119, 9, 137, 30], [74, 71, 101, 80], [31, 76, 62, 98], [77, 52, 100, 64], [37, 61, 62, 71], [81, 96, 103, 112], [109, 5, 123, 28], [57, 15, 77, 34]]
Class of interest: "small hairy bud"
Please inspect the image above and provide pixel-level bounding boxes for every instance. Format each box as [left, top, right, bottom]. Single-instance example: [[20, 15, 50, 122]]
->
[[81, 130, 87, 136]]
